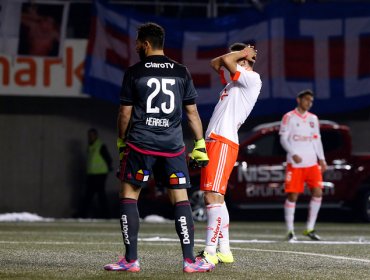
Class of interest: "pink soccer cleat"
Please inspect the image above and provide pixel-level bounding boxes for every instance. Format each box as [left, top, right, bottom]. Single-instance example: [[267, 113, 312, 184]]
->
[[183, 258, 215, 273], [104, 257, 140, 272]]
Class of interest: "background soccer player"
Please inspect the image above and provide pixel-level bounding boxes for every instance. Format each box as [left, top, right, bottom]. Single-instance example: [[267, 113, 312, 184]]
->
[[280, 89, 327, 242], [197, 43, 262, 265], [104, 22, 214, 273]]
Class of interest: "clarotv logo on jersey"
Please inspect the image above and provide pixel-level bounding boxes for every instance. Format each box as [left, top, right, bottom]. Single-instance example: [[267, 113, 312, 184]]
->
[[145, 62, 174, 69]]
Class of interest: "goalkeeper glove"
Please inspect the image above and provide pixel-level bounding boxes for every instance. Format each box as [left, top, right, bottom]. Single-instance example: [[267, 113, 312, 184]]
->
[[117, 138, 127, 161], [189, 138, 209, 168]]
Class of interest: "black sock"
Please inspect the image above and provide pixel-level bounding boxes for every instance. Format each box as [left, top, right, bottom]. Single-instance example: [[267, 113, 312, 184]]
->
[[120, 198, 139, 261], [174, 200, 195, 262]]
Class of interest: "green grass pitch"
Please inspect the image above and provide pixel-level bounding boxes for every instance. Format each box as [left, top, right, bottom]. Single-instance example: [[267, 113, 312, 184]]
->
[[1, 220, 369, 279]]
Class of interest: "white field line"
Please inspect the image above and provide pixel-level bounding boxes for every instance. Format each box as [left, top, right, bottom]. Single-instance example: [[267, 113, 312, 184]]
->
[[140, 240, 370, 264], [1, 237, 370, 245], [1, 238, 370, 263], [231, 247, 370, 264]]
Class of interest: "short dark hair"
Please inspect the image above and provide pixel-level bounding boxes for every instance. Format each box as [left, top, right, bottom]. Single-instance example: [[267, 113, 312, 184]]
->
[[137, 22, 165, 50], [229, 42, 247, 52], [229, 42, 256, 68], [297, 89, 314, 98], [88, 128, 98, 135]]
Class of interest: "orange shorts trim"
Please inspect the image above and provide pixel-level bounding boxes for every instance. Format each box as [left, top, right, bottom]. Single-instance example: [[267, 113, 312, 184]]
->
[[200, 138, 238, 195], [284, 163, 323, 193], [209, 132, 239, 149]]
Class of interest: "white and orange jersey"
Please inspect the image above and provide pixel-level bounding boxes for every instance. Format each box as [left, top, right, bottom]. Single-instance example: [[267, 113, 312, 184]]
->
[[206, 64, 262, 144], [279, 109, 325, 168], [218, 66, 233, 85]]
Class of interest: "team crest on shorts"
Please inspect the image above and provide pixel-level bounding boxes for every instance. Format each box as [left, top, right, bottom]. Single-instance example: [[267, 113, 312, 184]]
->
[[135, 169, 150, 182], [169, 172, 187, 185]]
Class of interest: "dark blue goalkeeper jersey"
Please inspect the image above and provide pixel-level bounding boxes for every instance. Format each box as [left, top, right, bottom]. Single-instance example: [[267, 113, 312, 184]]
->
[[120, 55, 198, 154]]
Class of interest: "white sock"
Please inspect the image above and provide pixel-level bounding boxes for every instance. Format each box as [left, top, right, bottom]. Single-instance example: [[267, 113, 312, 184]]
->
[[284, 199, 296, 232], [218, 202, 231, 254], [307, 196, 322, 231], [205, 203, 222, 255]]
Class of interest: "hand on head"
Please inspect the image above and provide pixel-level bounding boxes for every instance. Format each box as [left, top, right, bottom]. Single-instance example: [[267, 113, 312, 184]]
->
[[242, 45, 257, 62]]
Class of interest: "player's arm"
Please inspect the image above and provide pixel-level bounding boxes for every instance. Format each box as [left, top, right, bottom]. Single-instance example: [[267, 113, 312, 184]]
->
[[117, 105, 132, 160], [117, 69, 133, 143], [210, 46, 256, 75], [117, 105, 132, 139], [312, 118, 327, 172], [184, 104, 203, 141], [185, 103, 209, 168], [279, 115, 302, 163]]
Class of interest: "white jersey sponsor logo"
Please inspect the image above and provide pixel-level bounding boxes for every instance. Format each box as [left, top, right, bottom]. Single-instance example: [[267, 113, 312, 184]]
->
[[178, 216, 190, 244], [145, 62, 174, 69], [121, 215, 130, 244], [292, 134, 313, 141]]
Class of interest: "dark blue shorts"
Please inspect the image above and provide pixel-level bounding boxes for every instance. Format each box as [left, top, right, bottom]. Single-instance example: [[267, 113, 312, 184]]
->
[[117, 146, 191, 189]]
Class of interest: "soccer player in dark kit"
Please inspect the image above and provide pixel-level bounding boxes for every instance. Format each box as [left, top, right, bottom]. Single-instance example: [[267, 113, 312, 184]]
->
[[104, 22, 214, 273]]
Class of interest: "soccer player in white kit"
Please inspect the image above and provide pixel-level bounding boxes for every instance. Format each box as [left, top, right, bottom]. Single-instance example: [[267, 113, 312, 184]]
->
[[197, 43, 262, 265], [279, 89, 327, 242]]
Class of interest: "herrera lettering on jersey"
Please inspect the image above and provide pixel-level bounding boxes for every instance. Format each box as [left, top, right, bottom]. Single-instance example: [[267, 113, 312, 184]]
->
[[145, 62, 174, 69], [146, 117, 169, 127]]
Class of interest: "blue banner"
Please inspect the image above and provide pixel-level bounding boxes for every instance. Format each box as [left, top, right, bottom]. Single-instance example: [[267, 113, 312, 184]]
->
[[83, 0, 370, 120]]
